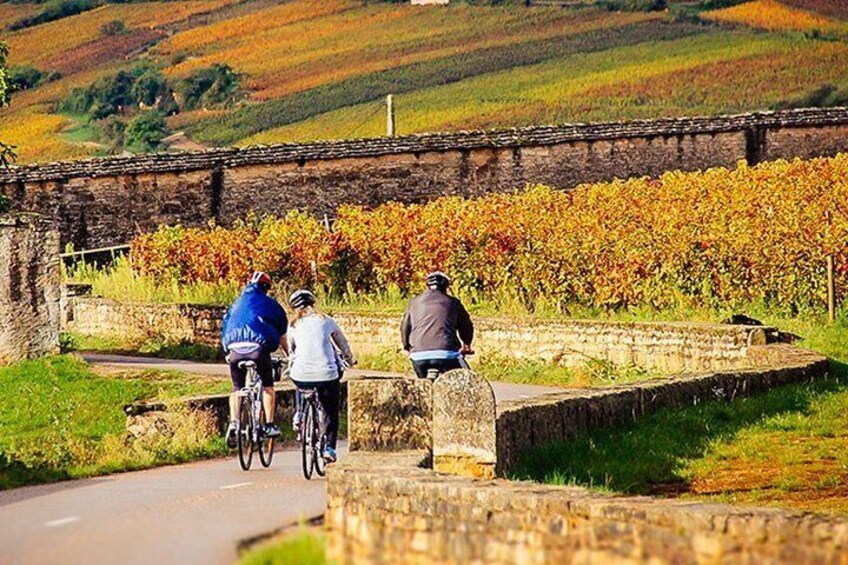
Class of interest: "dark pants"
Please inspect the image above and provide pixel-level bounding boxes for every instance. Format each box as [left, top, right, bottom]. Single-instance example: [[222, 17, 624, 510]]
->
[[411, 358, 463, 379], [293, 378, 341, 450], [228, 348, 274, 392]]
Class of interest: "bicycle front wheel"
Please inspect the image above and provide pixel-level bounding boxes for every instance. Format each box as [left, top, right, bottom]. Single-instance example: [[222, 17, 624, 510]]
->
[[301, 403, 314, 480], [237, 395, 253, 471], [258, 406, 274, 468]]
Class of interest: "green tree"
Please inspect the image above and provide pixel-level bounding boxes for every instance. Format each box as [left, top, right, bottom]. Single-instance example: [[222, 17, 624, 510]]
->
[[125, 111, 167, 152], [1, 41, 17, 178]]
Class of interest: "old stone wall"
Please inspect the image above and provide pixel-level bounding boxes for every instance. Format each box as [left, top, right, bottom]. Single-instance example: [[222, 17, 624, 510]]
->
[[326, 451, 848, 564], [65, 296, 773, 373], [0, 214, 60, 363], [3, 108, 847, 248], [331, 342, 835, 563]]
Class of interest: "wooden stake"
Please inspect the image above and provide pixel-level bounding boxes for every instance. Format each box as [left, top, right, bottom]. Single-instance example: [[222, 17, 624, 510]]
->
[[827, 254, 836, 323], [386, 94, 396, 137]]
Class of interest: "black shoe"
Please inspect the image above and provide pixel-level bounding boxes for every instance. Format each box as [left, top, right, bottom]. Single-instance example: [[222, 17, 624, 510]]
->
[[226, 422, 238, 449]]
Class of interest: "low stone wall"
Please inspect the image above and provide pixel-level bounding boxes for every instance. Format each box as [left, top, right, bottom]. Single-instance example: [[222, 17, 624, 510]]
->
[[0, 214, 60, 363], [495, 344, 826, 474], [124, 381, 349, 435], [66, 295, 773, 373], [326, 451, 848, 564], [336, 338, 835, 562]]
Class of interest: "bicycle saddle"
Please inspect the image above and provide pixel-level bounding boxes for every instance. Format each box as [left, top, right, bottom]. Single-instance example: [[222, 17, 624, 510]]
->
[[238, 360, 257, 369]]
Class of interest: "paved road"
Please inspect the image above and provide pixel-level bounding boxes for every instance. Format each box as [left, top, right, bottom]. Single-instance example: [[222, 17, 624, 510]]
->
[[0, 445, 335, 565], [82, 353, 566, 403], [0, 354, 563, 564]]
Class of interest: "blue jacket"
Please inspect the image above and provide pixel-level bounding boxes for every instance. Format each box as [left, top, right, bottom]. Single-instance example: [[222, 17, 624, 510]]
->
[[221, 284, 289, 352]]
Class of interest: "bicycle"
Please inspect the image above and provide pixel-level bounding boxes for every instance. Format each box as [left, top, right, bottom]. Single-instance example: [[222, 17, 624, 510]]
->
[[296, 387, 328, 480], [235, 358, 284, 471]]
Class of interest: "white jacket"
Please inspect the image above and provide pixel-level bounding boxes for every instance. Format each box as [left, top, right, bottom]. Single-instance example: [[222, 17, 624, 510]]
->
[[289, 313, 354, 383]]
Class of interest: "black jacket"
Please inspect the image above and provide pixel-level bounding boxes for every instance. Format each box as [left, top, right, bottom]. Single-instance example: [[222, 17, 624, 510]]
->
[[401, 289, 474, 354]]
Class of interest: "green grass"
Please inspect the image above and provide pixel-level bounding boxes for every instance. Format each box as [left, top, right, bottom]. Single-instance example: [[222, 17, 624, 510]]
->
[[239, 530, 327, 565], [67, 331, 224, 362], [510, 319, 848, 516], [0, 355, 229, 489]]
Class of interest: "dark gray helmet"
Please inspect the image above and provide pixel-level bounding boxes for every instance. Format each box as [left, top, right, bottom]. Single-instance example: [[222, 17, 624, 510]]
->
[[425, 271, 450, 291], [289, 289, 316, 309]]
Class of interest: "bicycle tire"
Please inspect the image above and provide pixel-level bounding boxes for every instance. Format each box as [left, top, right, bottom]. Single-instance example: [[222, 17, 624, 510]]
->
[[314, 406, 327, 477], [237, 395, 253, 471], [258, 405, 274, 468], [301, 402, 314, 480]]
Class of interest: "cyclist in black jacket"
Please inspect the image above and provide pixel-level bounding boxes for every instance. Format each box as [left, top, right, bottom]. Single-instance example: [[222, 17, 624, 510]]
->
[[401, 272, 474, 378]]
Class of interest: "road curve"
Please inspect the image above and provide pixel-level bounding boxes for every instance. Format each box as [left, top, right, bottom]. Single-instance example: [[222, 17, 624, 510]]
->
[[0, 446, 334, 565]]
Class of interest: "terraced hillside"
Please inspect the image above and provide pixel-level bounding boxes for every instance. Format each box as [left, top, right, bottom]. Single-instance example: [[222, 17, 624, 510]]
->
[[0, 0, 846, 163]]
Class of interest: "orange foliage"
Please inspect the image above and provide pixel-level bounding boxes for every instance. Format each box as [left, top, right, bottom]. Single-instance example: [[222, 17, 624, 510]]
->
[[132, 155, 848, 312]]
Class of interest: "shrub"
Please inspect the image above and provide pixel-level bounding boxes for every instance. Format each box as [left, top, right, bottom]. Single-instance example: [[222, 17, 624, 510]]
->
[[100, 19, 126, 36]]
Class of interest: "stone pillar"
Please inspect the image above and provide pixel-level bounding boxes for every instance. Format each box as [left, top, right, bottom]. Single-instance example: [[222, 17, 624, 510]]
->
[[347, 375, 433, 452], [0, 214, 60, 363], [432, 369, 496, 479]]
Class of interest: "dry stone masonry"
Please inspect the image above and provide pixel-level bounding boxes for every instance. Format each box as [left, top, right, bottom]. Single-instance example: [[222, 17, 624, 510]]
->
[[334, 324, 836, 563], [65, 296, 774, 373], [0, 214, 60, 363], [3, 108, 848, 248]]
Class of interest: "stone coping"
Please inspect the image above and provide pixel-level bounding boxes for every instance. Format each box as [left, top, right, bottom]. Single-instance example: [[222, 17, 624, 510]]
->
[[3, 108, 847, 182]]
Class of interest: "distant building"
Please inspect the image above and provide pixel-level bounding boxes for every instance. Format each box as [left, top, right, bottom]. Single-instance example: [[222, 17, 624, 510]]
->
[[411, 0, 449, 5]]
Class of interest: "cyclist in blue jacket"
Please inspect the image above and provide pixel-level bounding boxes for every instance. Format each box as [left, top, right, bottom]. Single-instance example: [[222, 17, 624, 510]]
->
[[221, 272, 289, 448]]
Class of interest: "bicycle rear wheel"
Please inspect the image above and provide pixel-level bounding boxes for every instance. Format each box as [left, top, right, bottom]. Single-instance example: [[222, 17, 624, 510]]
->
[[237, 395, 253, 471], [301, 403, 314, 480], [258, 406, 274, 468], [314, 408, 327, 477]]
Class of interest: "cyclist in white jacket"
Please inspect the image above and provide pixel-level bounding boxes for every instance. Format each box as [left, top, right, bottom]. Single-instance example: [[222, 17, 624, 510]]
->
[[288, 290, 354, 463]]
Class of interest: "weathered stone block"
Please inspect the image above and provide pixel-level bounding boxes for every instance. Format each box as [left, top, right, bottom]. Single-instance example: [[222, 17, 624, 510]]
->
[[347, 375, 433, 452], [0, 214, 60, 363], [432, 369, 497, 479]]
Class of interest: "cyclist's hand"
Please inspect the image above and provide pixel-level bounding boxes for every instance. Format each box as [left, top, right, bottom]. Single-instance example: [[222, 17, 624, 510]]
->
[[460, 344, 474, 355]]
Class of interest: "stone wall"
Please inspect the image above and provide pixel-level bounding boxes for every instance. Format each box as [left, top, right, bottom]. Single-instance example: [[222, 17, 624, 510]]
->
[[65, 296, 773, 373], [0, 214, 60, 363], [332, 341, 835, 563], [3, 108, 847, 248], [326, 451, 848, 564]]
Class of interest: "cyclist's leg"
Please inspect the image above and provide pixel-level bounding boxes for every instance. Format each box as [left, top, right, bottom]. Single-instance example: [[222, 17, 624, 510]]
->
[[317, 379, 341, 451], [411, 359, 431, 379], [228, 351, 249, 420], [436, 358, 463, 373], [255, 350, 278, 435]]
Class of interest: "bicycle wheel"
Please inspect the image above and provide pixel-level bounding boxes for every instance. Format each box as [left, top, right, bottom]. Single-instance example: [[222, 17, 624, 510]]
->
[[301, 402, 314, 480], [237, 395, 253, 471], [258, 405, 274, 468], [314, 408, 327, 477]]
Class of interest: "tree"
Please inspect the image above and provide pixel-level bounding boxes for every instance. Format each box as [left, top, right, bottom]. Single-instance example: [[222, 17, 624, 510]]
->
[[125, 111, 167, 152], [1, 41, 17, 175]]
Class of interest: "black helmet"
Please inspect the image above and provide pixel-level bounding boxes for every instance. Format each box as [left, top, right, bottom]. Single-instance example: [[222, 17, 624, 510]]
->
[[289, 289, 316, 309], [425, 271, 450, 291]]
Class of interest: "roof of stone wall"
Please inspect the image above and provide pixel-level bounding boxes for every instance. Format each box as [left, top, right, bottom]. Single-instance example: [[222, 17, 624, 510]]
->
[[2, 108, 847, 183]]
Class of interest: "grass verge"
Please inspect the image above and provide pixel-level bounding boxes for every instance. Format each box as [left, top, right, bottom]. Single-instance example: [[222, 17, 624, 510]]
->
[[239, 529, 327, 565], [510, 320, 848, 516], [0, 355, 229, 490]]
